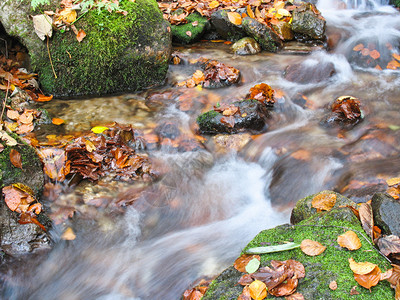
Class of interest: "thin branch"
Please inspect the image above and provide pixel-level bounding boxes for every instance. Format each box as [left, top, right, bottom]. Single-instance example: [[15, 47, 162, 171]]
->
[[47, 35, 57, 79], [0, 80, 10, 122]]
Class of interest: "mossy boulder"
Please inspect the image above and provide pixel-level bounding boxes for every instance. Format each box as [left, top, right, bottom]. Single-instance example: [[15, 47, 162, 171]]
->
[[0, 0, 172, 97], [171, 12, 209, 44], [291, 3, 326, 41], [290, 190, 357, 224], [203, 206, 393, 299], [242, 17, 283, 52]]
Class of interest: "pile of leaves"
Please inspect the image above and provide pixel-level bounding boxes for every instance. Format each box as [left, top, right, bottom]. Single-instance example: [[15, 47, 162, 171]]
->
[[246, 83, 275, 107], [351, 42, 400, 70], [158, 0, 297, 29], [177, 58, 240, 88], [2, 183, 46, 231]]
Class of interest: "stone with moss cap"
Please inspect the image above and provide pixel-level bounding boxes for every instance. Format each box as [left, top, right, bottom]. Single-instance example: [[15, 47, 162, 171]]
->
[[171, 12, 209, 44], [203, 206, 393, 299], [0, 0, 172, 97]]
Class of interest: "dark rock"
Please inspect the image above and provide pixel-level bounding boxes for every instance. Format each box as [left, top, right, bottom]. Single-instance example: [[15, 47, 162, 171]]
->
[[290, 190, 357, 224], [241, 17, 283, 52], [0, 0, 172, 97], [271, 21, 294, 41], [284, 61, 335, 84], [371, 193, 400, 236], [198, 59, 240, 89], [171, 13, 209, 44], [291, 3, 326, 41], [320, 96, 363, 130], [210, 9, 246, 41], [231, 37, 261, 55], [197, 100, 271, 135]]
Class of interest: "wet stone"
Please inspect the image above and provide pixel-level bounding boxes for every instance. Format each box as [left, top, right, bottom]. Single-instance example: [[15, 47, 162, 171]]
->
[[241, 17, 283, 52], [271, 21, 294, 41], [231, 37, 261, 55], [371, 192, 400, 236], [210, 9, 246, 41], [284, 61, 335, 84], [291, 3, 326, 41]]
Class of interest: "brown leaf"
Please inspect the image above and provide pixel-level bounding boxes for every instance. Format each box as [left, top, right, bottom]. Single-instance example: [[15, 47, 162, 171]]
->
[[16, 123, 34, 134], [76, 29, 86, 42], [2, 185, 22, 211], [37, 148, 69, 181], [227, 11, 242, 25], [249, 280, 267, 300], [332, 96, 361, 121], [396, 281, 400, 300], [387, 177, 400, 186], [36, 94, 53, 102], [311, 193, 336, 212], [285, 292, 304, 300], [377, 235, 400, 256], [359, 202, 374, 240], [348, 258, 377, 275], [269, 278, 298, 297], [6, 110, 20, 120], [338, 231, 361, 250], [247, 83, 275, 106], [19, 111, 34, 124], [300, 239, 326, 256], [386, 264, 400, 286], [238, 285, 252, 300], [10, 149, 23, 169], [238, 274, 254, 286], [329, 281, 338, 290], [220, 116, 235, 128], [350, 286, 360, 295], [234, 254, 261, 272], [354, 266, 381, 289]]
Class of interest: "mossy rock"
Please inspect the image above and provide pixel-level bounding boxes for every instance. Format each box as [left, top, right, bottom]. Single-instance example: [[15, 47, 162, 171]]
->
[[203, 207, 393, 299], [0, 0, 172, 97], [171, 12, 209, 44], [290, 190, 357, 224], [0, 133, 44, 196], [242, 17, 283, 52]]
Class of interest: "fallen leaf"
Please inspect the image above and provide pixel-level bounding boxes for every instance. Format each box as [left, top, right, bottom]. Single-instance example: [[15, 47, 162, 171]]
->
[[238, 285, 252, 300], [377, 235, 400, 256], [246, 257, 261, 274], [386, 264, 400, 286], [350, 286, 359, 295], [0, 130, 17, 146], [32, 14, 53, 41], [285, 292, 305, 300], [290, 149, 311, 161], [91, 126, 109, 134], [329, 281, 338, 290], [238, 274, 254, 286], [2, 185, 22, 211], [338, 231, 362, 250], [192, 70, 205, 85], [19, 111, 34, 124], [249, 280, 267, 300], [247, 5, 255, 18], [245, 242, 301, 254], [353, 43, 364, 51], [59, 8, 77, 23], [76, 29, 86, 42], [16, 123, 34, 134], [392, 53, 400, 61], [220, 116, 235, 128], [300, 239, 326, 256], [52, 118, 65, 125], [369, 50, 380, 60], [361, 48, 370, 56], [186, 31, 192, 37], [359, 202, 374, 240], [269, 278, 297, 297], [387, 177, 400, 186], [6, 110, 20, 121], [36, 94, 53, 102], [61, 227, 76, 240], [10, 149, 23, 169], [227, 11, 242, 25], [396, 281, 400, 300], [354, 265, 381, 289], [348, 258, 377, 275], [209, 0, 220, 9], [311, 193, 336, 212], [234, 254, 261, 272]]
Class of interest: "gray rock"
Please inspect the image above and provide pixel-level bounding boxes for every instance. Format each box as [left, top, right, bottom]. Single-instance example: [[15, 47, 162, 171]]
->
[[210, 9, 247, 41], [371, 193, 400, 236], [284, 61, 335, 84], [242, 17, 283, 52], [291, 3, 326, 41], [0, 0, 172, 97], [231, 37, 261, 55]]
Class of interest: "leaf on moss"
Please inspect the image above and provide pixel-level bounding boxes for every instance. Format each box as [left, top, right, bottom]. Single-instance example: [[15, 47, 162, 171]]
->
[[338, 231, 361, 250], [10, 149, 22, 169], [353, 265, 381, 289], [348, 258, 377, 275], [300, 239, 326, 256], [234, 254, 261, 272], [249, 280, 267, 300], [311, 193, 336, 212], [246, 257, 261, 274], [329, 281, 338, 290]]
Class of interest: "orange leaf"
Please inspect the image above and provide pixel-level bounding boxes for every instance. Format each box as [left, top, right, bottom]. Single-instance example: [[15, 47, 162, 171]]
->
[[249, 280, 267, 300], [300, 239, 326, 256], [329, 281, 337, 290], [16, 123, 34, 134], [290, 149, 310, 161], [386, 177, 400, 186], [36, 94, 53, 102], [76, 29, 86, 42], [369, 49, 380, 60], [311, 193, 336, 211], [10, 149, 22, 169], [375, 64, 383, 71], [192, 70, 205, 85], [19, 111, 34, 124], [348, 258, 377, 275], [52, 118, 65, 125], [387, 60, 400, 70], [6, 110, 20, 121], [209, 0, 220, 9], [361, 48, 370, 56], [234, 254, 261, 272], [227, 11, 242, 25], [338, 231, 362, 250], [247, 5, 255, 18], [392, 53, 400, 61], [354, 266, 381, 289], [353, 43, 364, 51], [2, 185, 22, 211]]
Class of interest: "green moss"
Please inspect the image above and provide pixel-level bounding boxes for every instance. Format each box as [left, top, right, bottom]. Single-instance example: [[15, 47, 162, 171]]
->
[[31, 0, 171, 97], [171, 13, 209, 44], [204, 207, 393, 299]]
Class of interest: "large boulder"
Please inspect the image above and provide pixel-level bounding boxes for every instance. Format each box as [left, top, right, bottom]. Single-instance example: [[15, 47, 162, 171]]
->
[[371, 192, 400, 236], [210, 9, 247, 41], [203, 200, 393, 299], [0, 0, 172, 97], [171, 12, 209, 44], [291, 3, 326, 41], [242, 17, 283, 52]]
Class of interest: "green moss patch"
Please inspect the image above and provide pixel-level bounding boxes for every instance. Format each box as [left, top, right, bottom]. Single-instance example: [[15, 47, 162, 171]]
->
[[171, 12, 209, 44]]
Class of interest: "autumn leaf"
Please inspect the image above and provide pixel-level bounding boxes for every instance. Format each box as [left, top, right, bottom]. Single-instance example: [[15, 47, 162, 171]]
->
[[353, 43, 364, 51], [311, 193, 336, 212], [59, 8, 77, 23], [209, 0, 220, 9], [246, 257, 261, 273], [32, 14, 53, 41], [91, 126, 109, 134], [387, 177, 400, 186], [361, 48, 370, 56], [269, 278, 298, 297], [220, 116, 235, 128], [76, 29, 86, 42], [285, 292, 305, 300], [19, 111, 34, 124], [52, 118, 65, 125], [386, 264, 400, 286], [247, 5, 255, 18], [227, 11, 242, 25], [7, 110, 20, 120], [377, 235, 400, 256], [359, 202, 373, 240], [186, 31, 192, 37], [350, 286, 359, 295], [192, 70, 205, 85], [329, 281, 338, 290], [300, 239, 326, 256], [354, 265, 381, 289], [338, 231, 362, 250], [238, 285, 252, 300], [10, 149, 23, 169], [249, 280, 267, 300], [2, 185, 22, 211], [234, 254, 261, 272], [369, 50, 380, 60], [61, 227, 76, 240], [392, 53, 400, 61], [36, 94, 53, 102], [238, 274, 254, 286], [348, 258, 377, 275]]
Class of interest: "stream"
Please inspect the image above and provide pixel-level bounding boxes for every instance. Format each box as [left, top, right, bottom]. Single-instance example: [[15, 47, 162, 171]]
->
[[2, 0, 400, 299]]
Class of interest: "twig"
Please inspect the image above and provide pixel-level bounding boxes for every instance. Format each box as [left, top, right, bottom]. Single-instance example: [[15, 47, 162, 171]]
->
[[290, 224, 392, 263], [47, 35, 57, 79], [0, 80, 10, 122]]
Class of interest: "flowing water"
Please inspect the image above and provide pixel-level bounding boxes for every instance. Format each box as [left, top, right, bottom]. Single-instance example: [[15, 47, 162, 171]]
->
[[2, 0, 400, 299]]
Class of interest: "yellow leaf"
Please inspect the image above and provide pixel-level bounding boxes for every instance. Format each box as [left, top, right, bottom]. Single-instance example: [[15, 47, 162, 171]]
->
[[348, 258, 377, 275], [387, 177, 400, 186], [274, 0, 285, 10], [227, 11, 242, 25], [85, 139, 96, 152], [59, 8, 77, 23], [249, 280, 267, 300], [277, 8, 291, 17], [338, 231, 362, 250], [91, 126, 109, 134], [209, 0, 220, 8], [300, 239, 326, 256], [311, 193, 336, 211], [61, 227, 76, 240]]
